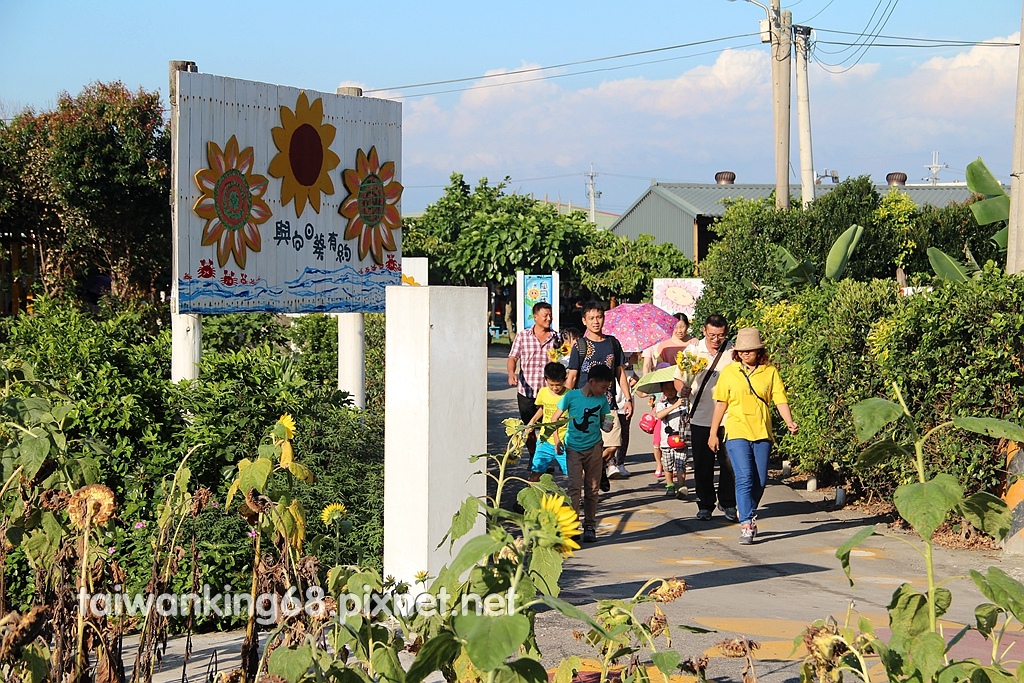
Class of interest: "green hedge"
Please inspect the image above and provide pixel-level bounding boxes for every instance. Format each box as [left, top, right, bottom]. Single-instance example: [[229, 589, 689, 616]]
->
[[739, 268, 1024, 500]]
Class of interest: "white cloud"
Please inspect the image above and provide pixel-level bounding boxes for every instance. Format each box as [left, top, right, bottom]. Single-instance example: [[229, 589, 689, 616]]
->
[[400, 36, 1019, 210]]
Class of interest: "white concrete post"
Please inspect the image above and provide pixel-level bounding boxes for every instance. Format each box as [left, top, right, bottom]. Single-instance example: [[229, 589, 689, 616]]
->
[[337, 313, 365, 409], [383, 286, 487, 583], [169, 60, 202, 382], [335, 85, 367, 408]]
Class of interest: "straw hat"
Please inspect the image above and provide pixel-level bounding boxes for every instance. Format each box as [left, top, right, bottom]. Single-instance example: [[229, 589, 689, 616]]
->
[[733, 327, 765, 352]]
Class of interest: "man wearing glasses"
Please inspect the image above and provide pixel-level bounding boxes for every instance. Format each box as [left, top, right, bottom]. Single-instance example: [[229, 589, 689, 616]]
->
[[682, 314, 737, 522]]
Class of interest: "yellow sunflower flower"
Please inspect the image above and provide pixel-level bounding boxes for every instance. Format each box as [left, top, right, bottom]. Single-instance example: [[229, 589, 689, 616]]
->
[[320, 503, 347, 526], [278, 414, 296, 439], [536, 493, 582, 557], [68, 484, 117, 528], [268, 92, 341, 217]]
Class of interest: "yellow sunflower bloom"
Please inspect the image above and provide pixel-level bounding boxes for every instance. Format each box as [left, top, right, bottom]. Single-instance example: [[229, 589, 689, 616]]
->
[[321, 503, 347, 526], [278, 414, 296, 440], [268, 92, 341, 217], [537, 493, 582, 557]]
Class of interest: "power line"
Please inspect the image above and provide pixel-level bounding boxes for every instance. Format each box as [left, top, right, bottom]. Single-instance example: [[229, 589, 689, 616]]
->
[[814, 27, 1018, 45], [799, 0, 836, 24], [813, 0, 903, 73], [383, 43, 762, 100], [364, 33, 758, 94], [816, 39, 1017, 48], [813, 0, 898, 62]]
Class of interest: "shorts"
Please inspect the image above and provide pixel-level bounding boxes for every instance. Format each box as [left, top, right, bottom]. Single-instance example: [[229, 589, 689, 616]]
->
[[601, 413, 622, 448], [660, 448, 687, 474], [531, 441, 568, 475]]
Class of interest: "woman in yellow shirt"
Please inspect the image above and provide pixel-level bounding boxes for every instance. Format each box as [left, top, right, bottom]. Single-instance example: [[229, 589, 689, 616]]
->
[[708, 328, 798, 545]]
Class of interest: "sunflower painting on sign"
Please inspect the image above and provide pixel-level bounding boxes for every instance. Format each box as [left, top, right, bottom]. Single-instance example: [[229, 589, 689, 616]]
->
[[652, 278, 704, 319], [174, 71, 402, 314]]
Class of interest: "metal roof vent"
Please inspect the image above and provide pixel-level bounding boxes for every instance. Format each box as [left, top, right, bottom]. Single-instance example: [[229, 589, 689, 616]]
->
[[886, 172, 907, 187], [715, 171, 736, 185]]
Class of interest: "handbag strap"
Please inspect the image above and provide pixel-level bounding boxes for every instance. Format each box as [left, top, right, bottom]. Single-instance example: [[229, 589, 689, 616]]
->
[[688, 343, 728, 415], [741, 366, 772, 409]]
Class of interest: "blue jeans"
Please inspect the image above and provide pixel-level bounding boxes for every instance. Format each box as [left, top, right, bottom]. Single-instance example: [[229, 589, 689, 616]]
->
[[725, 438, 772, 524]]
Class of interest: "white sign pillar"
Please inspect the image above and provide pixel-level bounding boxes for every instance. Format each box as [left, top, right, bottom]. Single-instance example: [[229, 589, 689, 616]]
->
[[169, 60, 201, 382], [337, 313, 366, 408], [383, 286, 487, 583]]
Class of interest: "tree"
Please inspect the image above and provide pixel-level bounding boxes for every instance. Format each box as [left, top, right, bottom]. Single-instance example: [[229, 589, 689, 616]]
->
[[574, 232, 693, 302], [403, 173, 599, 290], [0, 82, 171, 299]]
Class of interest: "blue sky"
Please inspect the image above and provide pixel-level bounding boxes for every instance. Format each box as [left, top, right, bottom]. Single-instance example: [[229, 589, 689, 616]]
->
[[2, 0, 1021, 214]]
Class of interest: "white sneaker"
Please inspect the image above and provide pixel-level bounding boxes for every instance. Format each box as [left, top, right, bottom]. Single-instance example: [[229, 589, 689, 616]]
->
[[617, 465, 632, 478], [606, 464, 623, 480]]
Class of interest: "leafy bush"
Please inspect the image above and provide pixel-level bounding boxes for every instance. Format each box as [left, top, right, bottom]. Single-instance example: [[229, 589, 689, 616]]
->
[[739, 268, 1024, 503], [867, 264, 1024, 495], [0, 298, 386, 631]]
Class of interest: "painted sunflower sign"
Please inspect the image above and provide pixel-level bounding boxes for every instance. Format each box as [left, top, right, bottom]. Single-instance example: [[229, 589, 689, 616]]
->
[[173, 71, 402, 314]]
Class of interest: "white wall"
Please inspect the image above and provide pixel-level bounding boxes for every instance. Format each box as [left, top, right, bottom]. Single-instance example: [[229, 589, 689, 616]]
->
[[384, 286, 487, 582]]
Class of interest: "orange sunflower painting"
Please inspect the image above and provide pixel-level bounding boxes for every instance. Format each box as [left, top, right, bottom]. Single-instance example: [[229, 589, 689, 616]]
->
[[269, 92, 341, 217], [193, 135, 271, 270], [338, 146, 403, 265]]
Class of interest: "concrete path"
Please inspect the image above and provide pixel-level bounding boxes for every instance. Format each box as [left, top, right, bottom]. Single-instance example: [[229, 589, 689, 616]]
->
[[137, 348, 1024, 682]]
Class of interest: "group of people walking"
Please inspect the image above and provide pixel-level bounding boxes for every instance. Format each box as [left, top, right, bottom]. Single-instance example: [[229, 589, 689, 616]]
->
[[507, 300, 798, 546]]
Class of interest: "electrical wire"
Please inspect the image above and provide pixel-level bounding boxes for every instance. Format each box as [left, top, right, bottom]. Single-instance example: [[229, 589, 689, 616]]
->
[[814, 27, 1017, 45], [813, 0, 899, 62], [365, 33, 758, 94], [817, 39, 1016, 48], [798, 0, 836, 24], [383, 43, 762, 100], [813, 0, 904, 73]]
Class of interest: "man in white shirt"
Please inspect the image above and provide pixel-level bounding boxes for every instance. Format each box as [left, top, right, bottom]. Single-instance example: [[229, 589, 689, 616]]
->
[[681, 314, 737, 522]]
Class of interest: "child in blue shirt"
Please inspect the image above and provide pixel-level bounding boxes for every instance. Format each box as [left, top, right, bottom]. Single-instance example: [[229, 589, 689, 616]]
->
[[552, 363, 614, 544]]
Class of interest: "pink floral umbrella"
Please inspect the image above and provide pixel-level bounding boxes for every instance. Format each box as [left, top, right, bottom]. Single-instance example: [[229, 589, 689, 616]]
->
[[602, 303, 679, 352]]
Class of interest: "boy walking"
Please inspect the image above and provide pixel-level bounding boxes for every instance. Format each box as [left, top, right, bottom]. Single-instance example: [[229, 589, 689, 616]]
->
[[526, 363, 570, 481], [552, 363, 614, 544]]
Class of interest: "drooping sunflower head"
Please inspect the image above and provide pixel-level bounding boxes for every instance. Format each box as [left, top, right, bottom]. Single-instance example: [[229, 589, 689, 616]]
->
[[321, 503, 348, 526], [68, 484, 117, 528], [277, 414, 296, 440], [529, 493, 582, 557], [268, 91, 341, 217], [647, 577, 689, 602]]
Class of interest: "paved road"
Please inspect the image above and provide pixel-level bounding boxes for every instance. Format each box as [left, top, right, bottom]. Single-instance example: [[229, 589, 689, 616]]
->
[[139, 348, 1024, 682]]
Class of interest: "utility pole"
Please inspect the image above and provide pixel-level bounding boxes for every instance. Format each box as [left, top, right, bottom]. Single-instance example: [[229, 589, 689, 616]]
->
[[586, 164, 601, 223], [794, 25, 814, 208], [771, 3, 792, 209], [923, 151, 948, 185], [1009, 0, 1024, 274]]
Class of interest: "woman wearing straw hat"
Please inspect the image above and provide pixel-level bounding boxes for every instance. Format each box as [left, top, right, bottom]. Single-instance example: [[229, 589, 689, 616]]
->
[[707, 327, 798, 545]]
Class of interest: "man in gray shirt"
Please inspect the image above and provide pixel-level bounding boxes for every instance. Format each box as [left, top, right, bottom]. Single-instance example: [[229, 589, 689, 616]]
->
[[680, 314, 737, 521]]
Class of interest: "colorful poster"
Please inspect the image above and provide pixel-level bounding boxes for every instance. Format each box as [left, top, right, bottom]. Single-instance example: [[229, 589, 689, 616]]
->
[[653, 278, 704, 319], [522, 274, 553, 329], [173, 71, 402, 314]]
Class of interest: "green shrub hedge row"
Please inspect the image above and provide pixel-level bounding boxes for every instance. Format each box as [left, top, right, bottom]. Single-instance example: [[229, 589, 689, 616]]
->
[[737, 266, 1024, 499]]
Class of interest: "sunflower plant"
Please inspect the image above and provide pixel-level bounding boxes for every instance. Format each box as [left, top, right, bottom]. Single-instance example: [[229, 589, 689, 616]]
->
[[795, 384, 1024, 683], [244, 416, 698, 683]]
